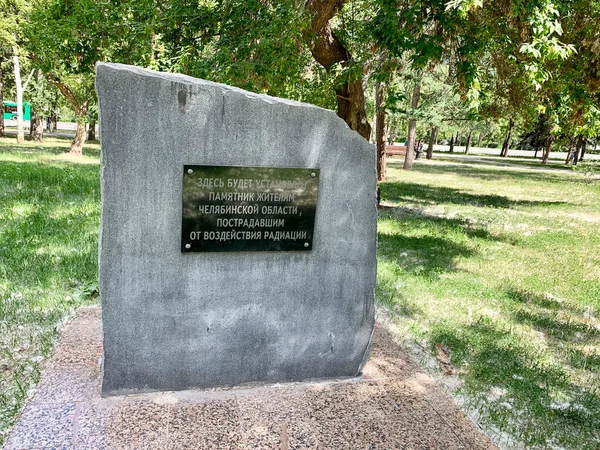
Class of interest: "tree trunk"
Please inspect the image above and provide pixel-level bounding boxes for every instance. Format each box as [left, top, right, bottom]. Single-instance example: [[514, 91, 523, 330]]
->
[[426, 126, 438, 159], [375, 80, 386, 181], [403, 81, 421, 170], [88, 120, 96, 141], [465, 130, 473, 154], [477, 132, 483, 146], [573, 134, 584, 165], [0, 56, 4, 138], [449, 134, 455, 153], [542, 136, 554, 164], [534, 147, 539, 158], [30, 111, 44, 141], [565, 140, 575, 164], [307, 0, 371, 140], [501, 119, 514, 157], [43, 72, 90, 155], [13, 53, 25, 144], [69, 120, 87, 154], [47, 107, 57, 132], [580, 137, 587, 162]]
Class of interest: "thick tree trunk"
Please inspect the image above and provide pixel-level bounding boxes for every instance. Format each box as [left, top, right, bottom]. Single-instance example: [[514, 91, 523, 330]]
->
[[47, 107, 58, 132], [375, 80, 386, 181], [44, 72, 90, 155], [403, 81, 421, 170], [30, 111, 44, 141], [542, 136, 554, 164], [88, 120, 96, 141], [426, 126, 438, 159], [580, 138, 587, 162], [534, 147, 540, 158], [0, 56, 4, 138], [449, 134, 455, 153], [69, 120, 87, 154], [465, 130, 473, 154], [13, 53, 25, 144], [501, 119, 514, 157], [307, 0, 371, 140]]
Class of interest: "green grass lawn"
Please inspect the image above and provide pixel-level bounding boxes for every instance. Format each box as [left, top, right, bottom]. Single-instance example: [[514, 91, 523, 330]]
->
[[379, 156, 600, 449], [0, 139, 599, 448], [0, 137, 100, 446]]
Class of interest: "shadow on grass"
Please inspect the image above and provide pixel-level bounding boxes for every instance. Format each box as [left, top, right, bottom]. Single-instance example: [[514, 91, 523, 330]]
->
[[435, 154, 572, 171], [378, 232, 474, 276], [505, 289, 591, 314], [513, 309, 600, 340], [380, 180, 567, 208], [0, 160, 99, 197], [430, 317, 600, 447], [0, 159, 100, 293], [505, 290, 600, 342], [389, 159, 578, 184]]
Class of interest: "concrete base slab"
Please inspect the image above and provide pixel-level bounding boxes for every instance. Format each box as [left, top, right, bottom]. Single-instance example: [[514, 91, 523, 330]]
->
[[3, 306, 497, 449]]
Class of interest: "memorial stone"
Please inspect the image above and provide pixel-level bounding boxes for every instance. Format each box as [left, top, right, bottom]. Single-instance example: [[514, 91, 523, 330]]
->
[[96, 63, 377, 395]]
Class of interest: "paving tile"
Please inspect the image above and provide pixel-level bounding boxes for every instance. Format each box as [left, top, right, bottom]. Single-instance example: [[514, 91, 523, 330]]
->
[[362, 324, 422, 380], [303, 381, 393, 421], [166, 399, 242, 449], [32, 367, 99, 405], [380, 379, 437, 416], [237, 387, 320, 449], [101, 400, 169, 448], [58, 307, 103, 347], [3, 306, 497, 450], [48, 343, 102, 369], [3, 403, 76, 450]]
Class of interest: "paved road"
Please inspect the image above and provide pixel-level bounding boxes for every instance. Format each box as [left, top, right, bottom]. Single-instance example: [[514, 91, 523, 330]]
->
[[3, 121, 98, 139], [4, 120, 97, 133]]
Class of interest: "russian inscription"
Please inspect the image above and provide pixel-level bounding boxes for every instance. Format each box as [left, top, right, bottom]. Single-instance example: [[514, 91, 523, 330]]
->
[[181, 165, 319, 252]]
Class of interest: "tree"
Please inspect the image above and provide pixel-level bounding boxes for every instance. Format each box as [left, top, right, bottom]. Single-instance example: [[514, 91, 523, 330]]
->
[[152, 0, 373, 139], [27, 69, 60, 141], [0, 0, 30, 143], [306, 0, 371, 139], [25, 0, 155, 154]]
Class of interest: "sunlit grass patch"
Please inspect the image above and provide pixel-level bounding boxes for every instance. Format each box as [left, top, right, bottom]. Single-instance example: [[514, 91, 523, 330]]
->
[[0, 138, 100, 446], [378, 157, 600, 449]]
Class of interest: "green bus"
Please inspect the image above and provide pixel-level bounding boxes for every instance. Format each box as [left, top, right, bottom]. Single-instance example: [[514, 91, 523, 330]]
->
[[3, 101, 31, 121]]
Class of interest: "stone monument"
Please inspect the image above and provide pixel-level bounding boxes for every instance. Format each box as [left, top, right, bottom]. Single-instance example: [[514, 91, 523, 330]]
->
[[96, 63, 376, 395]]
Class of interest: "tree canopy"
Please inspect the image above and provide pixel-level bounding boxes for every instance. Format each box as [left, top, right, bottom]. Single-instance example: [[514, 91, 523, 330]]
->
[[0, 0, 595, 159]]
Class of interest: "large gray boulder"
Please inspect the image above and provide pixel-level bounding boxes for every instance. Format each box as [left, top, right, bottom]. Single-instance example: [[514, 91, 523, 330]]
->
[[96, 63, 376, 395]]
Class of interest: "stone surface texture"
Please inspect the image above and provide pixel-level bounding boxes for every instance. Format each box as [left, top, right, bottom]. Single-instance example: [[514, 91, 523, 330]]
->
[[96, 63, 377, 394], [3, 306, 498, 449]]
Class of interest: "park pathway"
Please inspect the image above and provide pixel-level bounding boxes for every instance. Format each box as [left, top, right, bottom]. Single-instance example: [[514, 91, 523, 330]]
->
[[3, 306, 496, 449]]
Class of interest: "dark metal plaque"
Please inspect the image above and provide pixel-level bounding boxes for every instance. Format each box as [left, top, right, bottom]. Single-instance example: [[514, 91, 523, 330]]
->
[[182, 165, 319, 252]]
